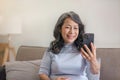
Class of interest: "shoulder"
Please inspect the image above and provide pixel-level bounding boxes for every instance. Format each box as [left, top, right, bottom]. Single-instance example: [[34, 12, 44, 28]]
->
[[43, 48, 55, 57]]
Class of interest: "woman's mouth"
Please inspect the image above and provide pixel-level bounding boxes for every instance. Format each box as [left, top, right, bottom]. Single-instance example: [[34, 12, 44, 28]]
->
[[67, 35, 75, 39]]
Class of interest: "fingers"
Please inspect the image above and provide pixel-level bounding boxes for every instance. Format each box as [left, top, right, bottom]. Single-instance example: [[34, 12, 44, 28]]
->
[[81, 42, 97, 61], [91, 42, 96, 57], [81, 48, 91, 60], [83, 44, 93, 57], [56, 77, 71, 80]]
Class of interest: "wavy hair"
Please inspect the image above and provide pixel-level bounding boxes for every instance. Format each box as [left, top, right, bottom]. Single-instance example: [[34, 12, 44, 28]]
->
[[48, 11, 85, 54]]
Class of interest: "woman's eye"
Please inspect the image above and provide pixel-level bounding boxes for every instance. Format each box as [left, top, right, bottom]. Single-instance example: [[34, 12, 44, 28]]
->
[[65, 26, 70, 28], [74, 27, 78, 29]]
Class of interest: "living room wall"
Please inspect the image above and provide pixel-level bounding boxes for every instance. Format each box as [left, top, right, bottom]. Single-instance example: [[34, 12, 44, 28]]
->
[[0, 0, 120, 51]]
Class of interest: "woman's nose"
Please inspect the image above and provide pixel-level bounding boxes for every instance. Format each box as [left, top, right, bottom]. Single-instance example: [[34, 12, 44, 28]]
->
[[69, 28, 74, 33]]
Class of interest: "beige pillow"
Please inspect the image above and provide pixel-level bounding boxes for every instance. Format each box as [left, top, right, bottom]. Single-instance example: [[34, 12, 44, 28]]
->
[[5, 60, 41, 80]]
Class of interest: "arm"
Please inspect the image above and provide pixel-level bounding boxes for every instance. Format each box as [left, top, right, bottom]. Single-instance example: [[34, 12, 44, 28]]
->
[[89, 58, 100, 74], [38, 50, 52, 80], [81, 43, 100, 74]]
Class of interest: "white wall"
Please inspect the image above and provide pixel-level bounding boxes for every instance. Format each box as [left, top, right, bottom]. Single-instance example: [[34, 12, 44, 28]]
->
[[0, 0, 120, 52]]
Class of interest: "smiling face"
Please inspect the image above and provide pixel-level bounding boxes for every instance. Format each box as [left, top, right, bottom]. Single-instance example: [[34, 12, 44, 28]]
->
[[61, 17, 79, 44]]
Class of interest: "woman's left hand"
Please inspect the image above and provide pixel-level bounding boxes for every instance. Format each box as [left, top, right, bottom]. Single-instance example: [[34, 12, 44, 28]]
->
[[80, 42, 100, 74]]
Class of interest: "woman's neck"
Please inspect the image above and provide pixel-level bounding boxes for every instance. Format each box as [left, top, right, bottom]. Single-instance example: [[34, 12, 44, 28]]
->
[[64, 43, 74, 47]]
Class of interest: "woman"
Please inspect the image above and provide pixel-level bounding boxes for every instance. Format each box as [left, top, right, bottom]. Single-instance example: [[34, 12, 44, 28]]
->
[[39, 11, 100, 80]]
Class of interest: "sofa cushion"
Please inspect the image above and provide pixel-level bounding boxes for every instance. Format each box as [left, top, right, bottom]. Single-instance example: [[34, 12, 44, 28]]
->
[[5, 60, 41, 80]]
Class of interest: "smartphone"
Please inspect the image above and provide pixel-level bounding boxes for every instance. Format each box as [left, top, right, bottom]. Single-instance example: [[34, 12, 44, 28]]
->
[[82, 33, 94, 52]]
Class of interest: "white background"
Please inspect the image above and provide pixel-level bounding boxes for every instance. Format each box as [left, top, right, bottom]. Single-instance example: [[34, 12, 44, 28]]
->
[[0, 0, 120, 51]]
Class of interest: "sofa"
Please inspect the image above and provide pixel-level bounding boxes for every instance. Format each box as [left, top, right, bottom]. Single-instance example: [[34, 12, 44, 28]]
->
[[4, 46, 120, 80]]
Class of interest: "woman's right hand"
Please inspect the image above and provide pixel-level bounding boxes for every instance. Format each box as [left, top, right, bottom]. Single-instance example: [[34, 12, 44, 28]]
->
[[56, 77, 70, 80]]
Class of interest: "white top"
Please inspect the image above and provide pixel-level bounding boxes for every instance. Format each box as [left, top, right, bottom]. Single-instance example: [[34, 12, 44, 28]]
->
[[39, 44, 99, 80]]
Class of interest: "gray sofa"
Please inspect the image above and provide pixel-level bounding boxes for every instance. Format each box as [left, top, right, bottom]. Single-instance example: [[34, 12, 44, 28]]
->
[[5, 46, 120, 80]]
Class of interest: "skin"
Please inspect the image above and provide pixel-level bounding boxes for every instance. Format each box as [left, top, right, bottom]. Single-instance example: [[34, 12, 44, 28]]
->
[[39, 18, 100, 80], [61, 18, 79, 44], [81, 43, 100, 74]]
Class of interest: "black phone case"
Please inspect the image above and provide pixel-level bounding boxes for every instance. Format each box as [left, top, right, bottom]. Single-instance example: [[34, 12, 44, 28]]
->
[[83, 33, 94, 51]]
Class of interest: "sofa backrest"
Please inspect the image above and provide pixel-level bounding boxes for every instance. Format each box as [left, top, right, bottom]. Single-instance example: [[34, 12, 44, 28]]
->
[[16, 46, 120, 80], [97, 48, 120, 80], [16, 46, 47, 61]]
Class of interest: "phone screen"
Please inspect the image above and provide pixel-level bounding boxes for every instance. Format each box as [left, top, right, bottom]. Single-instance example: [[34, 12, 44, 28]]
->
[[82, 33, 94, 52]]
